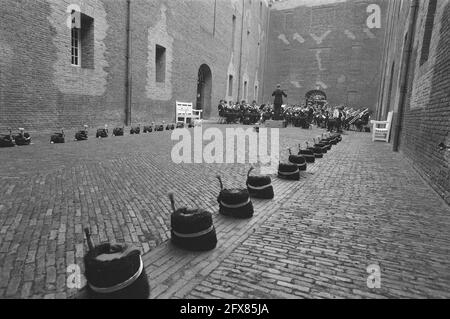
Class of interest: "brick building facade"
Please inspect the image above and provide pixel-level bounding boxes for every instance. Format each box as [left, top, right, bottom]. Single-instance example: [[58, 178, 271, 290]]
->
[[263, 0, 387, 110], [0, 0, 270, 131], [375, 0, 449, 204]]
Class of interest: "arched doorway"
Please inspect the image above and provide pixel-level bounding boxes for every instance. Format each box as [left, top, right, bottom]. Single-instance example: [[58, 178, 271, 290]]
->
[[196, 64, 212, 118], [305, 89, 327, 107]]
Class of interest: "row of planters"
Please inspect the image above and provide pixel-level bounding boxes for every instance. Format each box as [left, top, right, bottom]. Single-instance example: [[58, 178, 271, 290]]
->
[[0, 122, 187, 147], [278, 133, 342, 180], [0, 128, 32, 147], [82, 132, 342, 299]]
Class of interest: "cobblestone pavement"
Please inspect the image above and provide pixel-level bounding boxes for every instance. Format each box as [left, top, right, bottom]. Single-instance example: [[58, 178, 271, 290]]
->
[[0, 125, 449, 299]]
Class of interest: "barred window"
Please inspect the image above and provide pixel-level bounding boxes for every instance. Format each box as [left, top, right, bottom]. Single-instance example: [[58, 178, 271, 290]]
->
[[71, 27, 81, 66]]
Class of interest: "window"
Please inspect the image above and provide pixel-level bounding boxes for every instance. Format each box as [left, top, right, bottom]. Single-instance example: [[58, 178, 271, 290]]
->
[[71, 13, 94, 68], [71, 27, 80, 66], [232, 15, 237, 51], [420, 0, 437, 65], [254, 85, 259, 102], [244, 81, 248, 101], [156, 45, 166, 83], [228, 75, 234, 96]]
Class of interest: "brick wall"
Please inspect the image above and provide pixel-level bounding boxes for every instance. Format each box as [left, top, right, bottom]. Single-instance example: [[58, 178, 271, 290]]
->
[[0, 0, 269, 132], [263, 0, 387, 111], [376, 0, 450, 204]]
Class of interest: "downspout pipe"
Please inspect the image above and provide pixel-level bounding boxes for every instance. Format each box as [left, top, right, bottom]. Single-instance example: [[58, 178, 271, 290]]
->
[[237, 0, 245, 102], [375, 0, 393, 120], [393, 0, 419, 152], [261, 1, 272, 104], [125, 0, 132, 126]]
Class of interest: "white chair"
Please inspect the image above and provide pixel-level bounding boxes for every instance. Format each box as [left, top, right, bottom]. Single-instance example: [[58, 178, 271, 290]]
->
[[176, 101, 203, 126], [371, 111, 393, 142]]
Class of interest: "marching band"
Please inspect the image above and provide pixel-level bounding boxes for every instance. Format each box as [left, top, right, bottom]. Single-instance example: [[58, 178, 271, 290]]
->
[[217, 99, 372, 133]]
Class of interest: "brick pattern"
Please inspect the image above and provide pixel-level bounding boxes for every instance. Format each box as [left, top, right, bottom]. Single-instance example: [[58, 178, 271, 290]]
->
[[0, 125, 449, 299], [263, 0, 386, 110], [0, 124, 320, 299], [0, 0, 269, 131], [185, 133, 450, 299], [377, 0, 450, 204]]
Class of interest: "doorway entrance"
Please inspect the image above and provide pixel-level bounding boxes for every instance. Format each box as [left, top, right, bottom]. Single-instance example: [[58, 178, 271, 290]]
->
[[196, 64, 212, 118]]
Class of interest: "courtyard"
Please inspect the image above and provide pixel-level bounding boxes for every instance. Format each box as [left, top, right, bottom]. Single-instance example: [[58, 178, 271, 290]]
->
[[0, 125, 449, 299]]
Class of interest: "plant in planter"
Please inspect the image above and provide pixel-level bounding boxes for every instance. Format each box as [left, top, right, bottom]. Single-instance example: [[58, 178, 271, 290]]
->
[[246, 167, 274, 200], [298, 143, 315, 164], [113, 127, 125, 136], [75, 125, 89, 141], [168, 192, 217, 251], [217, 175, 254, 219], [0, 128, 15, 148], [96, 125, 109, 139], [83, 229, 150, 299], [130, 124, 141, 135], [51, 129, 65, 144], [14, 128, 31, 146], [288, 148, 307, 172]]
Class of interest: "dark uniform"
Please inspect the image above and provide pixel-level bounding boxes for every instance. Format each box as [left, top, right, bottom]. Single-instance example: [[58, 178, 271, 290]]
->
[[272, 89, 287, 120]]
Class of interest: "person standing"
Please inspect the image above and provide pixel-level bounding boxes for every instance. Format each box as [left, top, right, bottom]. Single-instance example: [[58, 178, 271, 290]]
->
[[332, 106, 344, 133], [272, 84, 287, 120]]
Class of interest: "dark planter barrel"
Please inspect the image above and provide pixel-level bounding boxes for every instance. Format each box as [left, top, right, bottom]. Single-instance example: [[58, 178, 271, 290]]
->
[[143, 126, 153, 133], [217, 176, 254, 219], [246, 167, 274, 200], [113, 128, 124, 136], [298, 147, 315, 164], [84, 243, 150, 299], [288, 153, 307, 172], [171, 208, 217, 251], [0, 134, 14, 148], [75, 131, 88, 141], [51, 131, 65, 144], [96, 129, 108, 139], [14, 133, 31, 146], [130, 126, 141, 135], [306, 143, 323, 159], [278, 163, 300, 181]]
